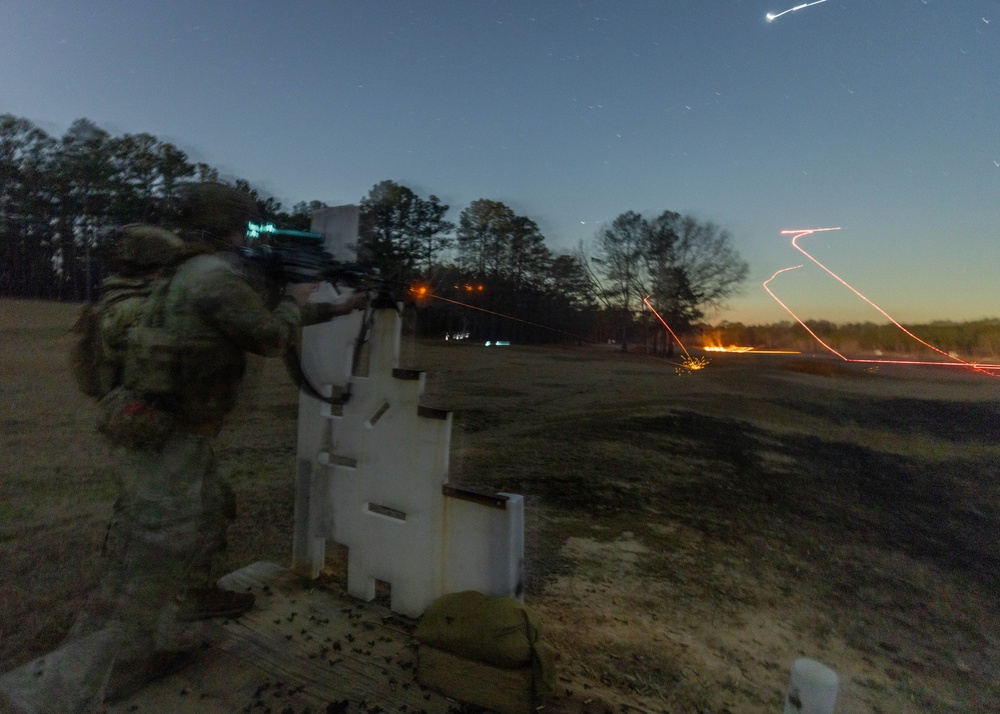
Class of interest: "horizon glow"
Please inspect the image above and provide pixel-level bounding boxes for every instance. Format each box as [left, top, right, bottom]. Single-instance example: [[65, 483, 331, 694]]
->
[[765, 229, 1000, 376]]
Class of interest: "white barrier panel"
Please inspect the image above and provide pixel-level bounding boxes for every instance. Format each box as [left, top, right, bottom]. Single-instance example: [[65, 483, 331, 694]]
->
[[293, 301, 524, 617], [292, 207, 524, 617], [442, 487, 525, 598]]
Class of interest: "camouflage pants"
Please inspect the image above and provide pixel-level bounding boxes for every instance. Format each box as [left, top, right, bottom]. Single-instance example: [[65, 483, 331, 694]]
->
[[69, 430, 235, 655], [46, 432, 235, 711], [10, 431, 237, 713], [115, 430, 233, 585]]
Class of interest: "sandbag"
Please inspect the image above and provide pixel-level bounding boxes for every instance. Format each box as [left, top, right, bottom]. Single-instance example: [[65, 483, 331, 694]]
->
[[414, 591, 539, 668], [415, 591, 556, 700]]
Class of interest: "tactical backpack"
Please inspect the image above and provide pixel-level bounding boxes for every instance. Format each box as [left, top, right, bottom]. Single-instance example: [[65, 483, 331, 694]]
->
[[70, 285, 156, 399], [70, 225, 186, 399]]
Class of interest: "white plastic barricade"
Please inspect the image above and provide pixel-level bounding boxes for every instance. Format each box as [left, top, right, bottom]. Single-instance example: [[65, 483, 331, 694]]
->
[[292, 207, 523, 617]]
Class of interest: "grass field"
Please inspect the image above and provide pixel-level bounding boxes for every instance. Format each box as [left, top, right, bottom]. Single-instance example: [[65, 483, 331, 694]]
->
[[2, 298, 999, 713]]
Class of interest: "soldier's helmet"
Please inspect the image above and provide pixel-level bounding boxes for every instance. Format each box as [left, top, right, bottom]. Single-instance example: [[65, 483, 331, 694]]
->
[[175, 182, 259, 245], [110, 224, 185, 277]]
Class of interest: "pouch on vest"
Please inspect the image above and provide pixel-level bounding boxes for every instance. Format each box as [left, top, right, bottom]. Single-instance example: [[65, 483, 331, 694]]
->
[[72, 295, 135, 399], [124, 325, 181, 394], [97, 387, 176, 449], [123, 278, 181, 396]]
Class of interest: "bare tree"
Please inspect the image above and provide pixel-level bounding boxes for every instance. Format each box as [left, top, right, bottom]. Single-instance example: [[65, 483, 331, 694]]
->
[[590, 210, 749, 352], [590, 210, 649, 351], [647, 212, 749, 331]]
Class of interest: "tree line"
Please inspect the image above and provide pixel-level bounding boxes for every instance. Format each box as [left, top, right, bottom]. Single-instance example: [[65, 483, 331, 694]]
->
[[706, 319, 1000, 360], [0, 114, 321, 302], [323, 183, 751, 348], [2, 113, 749, 346]]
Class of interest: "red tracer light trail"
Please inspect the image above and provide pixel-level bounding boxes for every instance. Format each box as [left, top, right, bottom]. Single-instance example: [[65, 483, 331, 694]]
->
[[642, 296, 691, 359], [787, 228, 961, 363], [642, 296, 709, 371], [763, 264, 848, 360], [415, 288, 593, 343], [766, 228, 1000, 375]]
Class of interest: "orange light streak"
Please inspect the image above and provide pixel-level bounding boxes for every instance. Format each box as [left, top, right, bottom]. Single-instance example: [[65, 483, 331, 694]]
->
[[418, 289, 592, 342], [700, 346, 802, 354], [763, 264, 848, 360], [700, 336, 799, 354], [788, 228, 967, 364], [849, 359, 1000, 370], [642, 296, 710, 371], [766, 228, 1000, 377], [744, 350, 802, 355], [642, 296, 691, 359]]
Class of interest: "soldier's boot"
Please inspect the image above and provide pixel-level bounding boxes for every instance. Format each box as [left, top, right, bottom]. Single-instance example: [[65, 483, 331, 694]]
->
[[177, 586, 255, 621]]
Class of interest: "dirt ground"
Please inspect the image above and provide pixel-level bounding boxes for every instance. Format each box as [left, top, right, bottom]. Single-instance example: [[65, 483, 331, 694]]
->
[[2, 298, 999, 713]]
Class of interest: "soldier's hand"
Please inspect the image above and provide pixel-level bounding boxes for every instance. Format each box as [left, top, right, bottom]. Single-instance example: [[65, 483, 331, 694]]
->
[[284, 282, 320, 306]]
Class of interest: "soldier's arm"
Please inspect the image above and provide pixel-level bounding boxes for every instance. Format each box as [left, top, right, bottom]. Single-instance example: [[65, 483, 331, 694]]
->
[[279, 281, 368, 325], [190, 264, 367, 354], [191, 268, 301, 357]]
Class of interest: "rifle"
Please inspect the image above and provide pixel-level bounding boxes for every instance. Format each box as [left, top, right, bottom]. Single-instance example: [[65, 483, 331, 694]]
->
[[241, 225, 395, 404], [239, 224, 381, 290]]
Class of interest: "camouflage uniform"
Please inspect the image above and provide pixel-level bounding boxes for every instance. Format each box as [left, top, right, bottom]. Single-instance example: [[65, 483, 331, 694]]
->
[[11, 227, 197, 712], [86, 253, 337, 646], [64, 273, 176, 646], [73, 206, 347, 706]]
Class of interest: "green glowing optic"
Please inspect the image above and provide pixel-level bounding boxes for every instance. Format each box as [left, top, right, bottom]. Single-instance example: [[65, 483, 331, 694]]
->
[[246, 221, 277, 239], [246, 221, 324, 242]]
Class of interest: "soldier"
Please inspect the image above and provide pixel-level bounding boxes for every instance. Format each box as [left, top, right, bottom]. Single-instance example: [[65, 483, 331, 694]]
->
[[66, 223, 190, 625], [74, 183, 366, 706]]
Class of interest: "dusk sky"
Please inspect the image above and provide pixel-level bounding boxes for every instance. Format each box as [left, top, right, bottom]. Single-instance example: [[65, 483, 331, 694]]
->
[[4, 1, 998, 324]]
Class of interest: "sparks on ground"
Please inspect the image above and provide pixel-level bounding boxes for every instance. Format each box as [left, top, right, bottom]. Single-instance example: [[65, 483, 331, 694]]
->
[[642, 296, 711, 373], [679, 355, 710, 371]]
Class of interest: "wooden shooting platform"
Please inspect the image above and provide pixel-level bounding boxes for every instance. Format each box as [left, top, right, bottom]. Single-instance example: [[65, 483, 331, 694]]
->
[[103, 561, 464, 714]]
